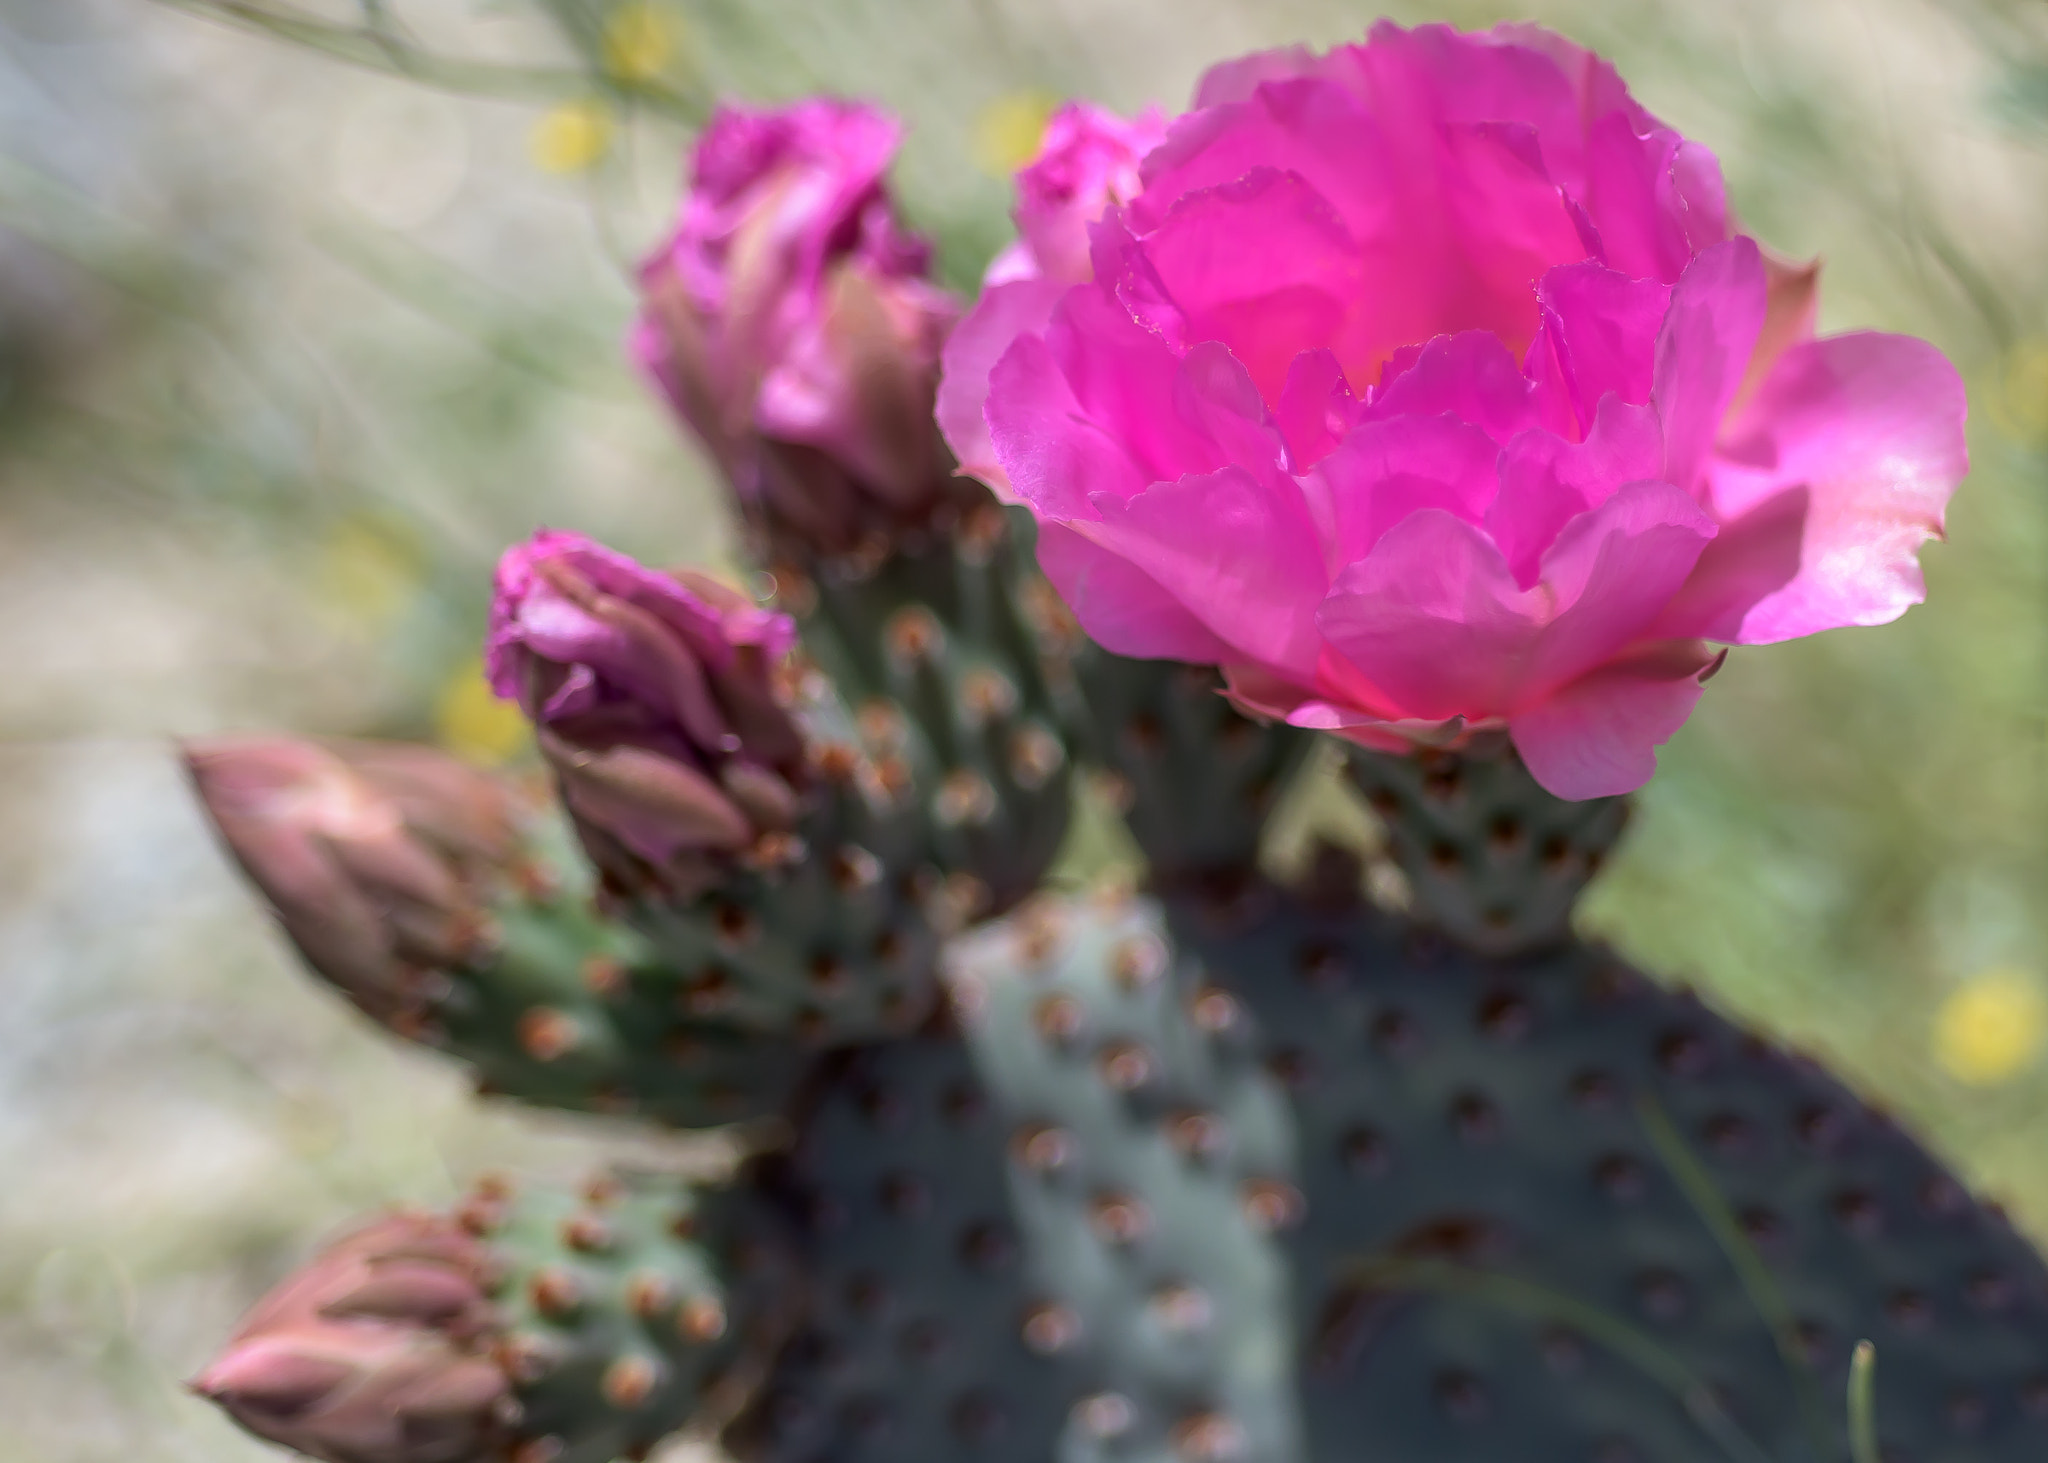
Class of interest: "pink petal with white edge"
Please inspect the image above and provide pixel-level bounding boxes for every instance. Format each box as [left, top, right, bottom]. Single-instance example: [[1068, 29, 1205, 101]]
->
[[936, 279, 1068, 498], [1667, 331, 1967, 644], [1509, 639, 1724, 798]]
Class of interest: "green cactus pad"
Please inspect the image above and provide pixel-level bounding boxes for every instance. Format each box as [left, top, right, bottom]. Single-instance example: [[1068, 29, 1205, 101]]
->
[[1342, 736, 1630, 956], [430, 881, 814, 1130], [1062, 654, 1314, 892], [951, 891, 1303, 1463], [775, 505, 1071, 917], [467, 1170, 781, 1463], [1173, 881, 2048, 1463], [727, 1031, 1085, 1463]]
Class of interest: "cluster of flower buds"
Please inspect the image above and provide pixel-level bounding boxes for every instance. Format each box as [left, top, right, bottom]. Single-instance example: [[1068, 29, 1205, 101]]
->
[[189, 1213, 513, 1463], [183, 737, 523, 1028], [487, 530, 815, 901], [631, 99, 964, 565]]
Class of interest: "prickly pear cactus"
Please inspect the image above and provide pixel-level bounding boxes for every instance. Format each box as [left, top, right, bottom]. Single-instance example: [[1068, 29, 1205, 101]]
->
[[176, 39, 2022, 1463]]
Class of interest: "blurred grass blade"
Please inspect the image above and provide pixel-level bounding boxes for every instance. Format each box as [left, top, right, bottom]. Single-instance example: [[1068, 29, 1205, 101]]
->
[[1639, 1093, 1833, 1460], [149, 0, 702, 118], [1338, 1254, 1774, 1463], [1849, 1341, 1879, 1463]]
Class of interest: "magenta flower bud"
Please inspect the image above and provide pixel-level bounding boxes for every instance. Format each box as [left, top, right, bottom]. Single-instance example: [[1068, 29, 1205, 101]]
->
[[487, 530, 805, 896], [190, 1213, 512, 1463], [184, 737, 519, 1024], [631, 99, 963, 559], [985, 101, 1170, 289], [940, 23, 1968, 800]]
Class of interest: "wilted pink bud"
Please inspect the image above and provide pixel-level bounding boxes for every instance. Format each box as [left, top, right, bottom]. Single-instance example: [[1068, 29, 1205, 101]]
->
[[487, 530, 805, 897], [185, 737, 519, 1025], [191, 1213, 512, 1463], [631, 98, 963, 560]]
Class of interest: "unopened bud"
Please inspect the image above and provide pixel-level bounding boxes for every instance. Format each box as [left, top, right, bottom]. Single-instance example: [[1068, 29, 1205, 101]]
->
[[191, 1214, 509, 1463], [630, 100, 964, 563], [184, 737, 518, 1025]]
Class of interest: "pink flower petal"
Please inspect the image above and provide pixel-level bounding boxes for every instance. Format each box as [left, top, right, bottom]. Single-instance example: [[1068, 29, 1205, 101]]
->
[[1487, 396, 1663, 586], [1137, 167, 1363, 404], [1578, 117, 1723, 285], [1318, 480, 1713, 718], [985, 331, 1150, 521], [1509, 639, 1723, 797], [1036, 522, 1235, 662], [1524, 480, 1718, 693], [1365, 329, 1539, 443], [936, 278, 1068, 498], [1525, 262, 1670, 438], [1046, 282, 1240, 484], [1652, 237, 1765, 497], [1670, 331, 1968, 643], [1316, 509, 1543, 719], [1306, 413, 1502, 564], [1082, 464, 1328, 676], [1274, 348, 1361, 472]]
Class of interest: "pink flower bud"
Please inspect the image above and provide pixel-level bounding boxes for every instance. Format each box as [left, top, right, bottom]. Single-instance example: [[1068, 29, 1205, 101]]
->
[[191, 1213, 512, 1463], [631, 99, 963, 560], [487, 530, 804, 896], [184, 737, 519, 1023], [940, 23, 1967, 800]]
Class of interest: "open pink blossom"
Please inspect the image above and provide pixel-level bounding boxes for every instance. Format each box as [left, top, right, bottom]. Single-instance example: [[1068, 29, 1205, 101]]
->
[[938, 23, 1968, 798], [632, 100, 962, 558]]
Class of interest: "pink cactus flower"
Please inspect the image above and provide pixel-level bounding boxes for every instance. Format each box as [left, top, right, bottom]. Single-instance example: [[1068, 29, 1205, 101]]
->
[[488, 530, 804, 892], [938, 23, 1968, 798], [632, 99, 962, 558]]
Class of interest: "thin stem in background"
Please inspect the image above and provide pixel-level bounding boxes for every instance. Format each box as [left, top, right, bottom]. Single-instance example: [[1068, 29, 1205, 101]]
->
[[1637, 1093, 1835, 1463], [1848, 1341, 1879, 1463], [147, 0, 705, 120], [1338, 1255, 1776, 1463]]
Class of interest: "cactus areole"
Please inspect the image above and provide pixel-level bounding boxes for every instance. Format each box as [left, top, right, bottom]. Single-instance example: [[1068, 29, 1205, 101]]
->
[[185, 25, 2014, 1463]]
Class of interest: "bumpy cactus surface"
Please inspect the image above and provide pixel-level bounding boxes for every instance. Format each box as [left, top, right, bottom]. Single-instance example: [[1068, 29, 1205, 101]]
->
[[181, 27, 2023, 1463]]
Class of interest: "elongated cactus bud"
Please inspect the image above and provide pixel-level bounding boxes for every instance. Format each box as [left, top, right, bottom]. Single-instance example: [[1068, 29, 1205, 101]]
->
[[189, 733, 812, 1127], [191, 1213, 513, 1463], [197, 1176, 770, 1463], [184, 736, 516, 1027]]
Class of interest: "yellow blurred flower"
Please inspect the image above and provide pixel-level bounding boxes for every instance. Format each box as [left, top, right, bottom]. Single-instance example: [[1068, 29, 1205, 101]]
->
[[602, 1, 678, 83], [313, 514, 422, 629], [1991, 338, 2048, 445], [972, 91, 1058, 178], [529, 101, 614, 174], [435, 659, 529, 766], [1933, 966, 2047, 1085]]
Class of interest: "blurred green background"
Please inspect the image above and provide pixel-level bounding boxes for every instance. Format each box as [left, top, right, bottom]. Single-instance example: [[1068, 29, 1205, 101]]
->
[[1, 0, 2045, 1457]]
